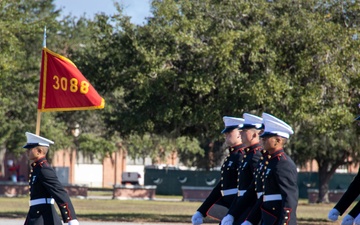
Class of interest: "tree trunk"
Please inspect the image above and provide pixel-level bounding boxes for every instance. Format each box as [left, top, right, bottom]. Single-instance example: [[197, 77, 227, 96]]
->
[[318, 170, 330, 203], [317, 161, 337, 203]]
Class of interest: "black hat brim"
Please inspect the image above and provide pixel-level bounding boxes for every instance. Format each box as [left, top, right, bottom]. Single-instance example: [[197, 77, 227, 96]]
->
[[23, 143, 40, 149], [241, 124, 264, 130], [260, 132, 279, 138], [221, 126, 239, 134]]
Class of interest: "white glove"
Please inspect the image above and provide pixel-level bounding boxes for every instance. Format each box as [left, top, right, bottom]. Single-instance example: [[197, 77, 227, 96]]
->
[[221, 214, 234, 225], [328, 208, 340, 221], [68, 219, 79, 225], [191, 211, 204, 225], [342, 215, 354, 225], [241, 220, 253, 225], [354, 213, 360, 225]]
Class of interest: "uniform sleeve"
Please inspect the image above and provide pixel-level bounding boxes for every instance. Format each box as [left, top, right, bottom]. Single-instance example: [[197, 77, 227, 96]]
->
[[228, 181, 257, 220], [197, 181, 222, 216], [251, 152, 262, 172], [275, 160, 298, 225], [39, 166, 77, 223], [348, 201, 360, 218], [334, 170, 360, 215], [246, 197, 263, 225]]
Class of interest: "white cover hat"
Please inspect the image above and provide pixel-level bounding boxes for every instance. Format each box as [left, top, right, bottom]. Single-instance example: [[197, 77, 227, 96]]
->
[[261, 118, 294, 139], [23, 132, 54, 148], [221, 116, 245, 133], [241, 113, 264, 129], [262, 112, 292, 130]]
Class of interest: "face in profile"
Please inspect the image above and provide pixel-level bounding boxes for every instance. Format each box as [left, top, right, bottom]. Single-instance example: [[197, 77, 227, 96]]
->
[[27, 147, 38, 161], [240, 128, 257, 146], [224, 129, 242, 146]]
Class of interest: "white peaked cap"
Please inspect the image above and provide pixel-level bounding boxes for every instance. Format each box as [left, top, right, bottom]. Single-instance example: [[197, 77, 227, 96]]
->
[[261, 118, 294, 139], [242, 113, 263, 129], [221, 116, 245, 133], [262, 112, 293, 130], [23, 132, 54, 148]]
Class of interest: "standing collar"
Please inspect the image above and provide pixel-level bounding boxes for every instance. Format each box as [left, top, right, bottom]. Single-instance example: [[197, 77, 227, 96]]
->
[[31, 157, 47, 167], [228, 143, 246, 154]]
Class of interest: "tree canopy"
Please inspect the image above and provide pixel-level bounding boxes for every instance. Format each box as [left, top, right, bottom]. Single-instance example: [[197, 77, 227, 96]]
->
[[2, 0, 360, 202]]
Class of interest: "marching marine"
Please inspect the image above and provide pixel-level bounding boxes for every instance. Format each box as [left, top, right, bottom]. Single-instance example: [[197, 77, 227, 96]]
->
[[23, 132, 79, 225], [192, 116, 246, 225], [257, 117, 298, 225], [221, 113, 264, 225], [328, 116, 360, 225]]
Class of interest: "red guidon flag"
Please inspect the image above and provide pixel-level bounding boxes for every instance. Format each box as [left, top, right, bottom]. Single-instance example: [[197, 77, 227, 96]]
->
[[38, 48, 105, 112]]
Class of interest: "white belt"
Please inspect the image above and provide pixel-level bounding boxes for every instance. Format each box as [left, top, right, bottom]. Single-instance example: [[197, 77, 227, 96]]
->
[[257, 192, 263, 199], [30, 198, 55, 206], [221, 188, 238, 196], [237, 190, 247, 196], [263, 194, 282, 202]]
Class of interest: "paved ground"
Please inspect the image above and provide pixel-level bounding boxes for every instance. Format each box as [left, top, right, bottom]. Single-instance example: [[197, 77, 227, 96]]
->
[[0, 218, 207, 225]]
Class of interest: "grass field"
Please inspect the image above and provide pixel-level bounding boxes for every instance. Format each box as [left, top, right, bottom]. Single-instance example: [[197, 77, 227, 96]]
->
[[0, 196, 348, 224]]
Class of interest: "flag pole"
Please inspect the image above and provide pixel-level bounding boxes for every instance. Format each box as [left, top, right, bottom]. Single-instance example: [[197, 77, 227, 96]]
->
[[36, 26, 46, 135]]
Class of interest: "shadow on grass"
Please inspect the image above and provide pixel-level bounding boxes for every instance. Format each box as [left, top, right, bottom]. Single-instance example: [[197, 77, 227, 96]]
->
[[0, 212, 27, 218], [78, 213, 209, 223], [0, 212, 334, 225]]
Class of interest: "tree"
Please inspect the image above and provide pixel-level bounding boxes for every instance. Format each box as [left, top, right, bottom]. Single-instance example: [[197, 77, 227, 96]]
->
[[262, 0, 360, 202], [0, 0, 69, 154], [71, 0, 360, 201]]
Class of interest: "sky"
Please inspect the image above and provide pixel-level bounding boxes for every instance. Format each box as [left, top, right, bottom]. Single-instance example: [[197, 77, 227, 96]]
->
[[54, 0, 152, 25]]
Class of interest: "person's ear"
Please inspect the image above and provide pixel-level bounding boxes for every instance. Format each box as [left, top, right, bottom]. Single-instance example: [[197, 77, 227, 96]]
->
[[36, 148, 42, 155]]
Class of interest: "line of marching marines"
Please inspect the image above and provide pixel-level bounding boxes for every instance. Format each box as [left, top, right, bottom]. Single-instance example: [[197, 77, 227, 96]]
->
[[191, 112, 360, 225], [15, 112, 360, 225]]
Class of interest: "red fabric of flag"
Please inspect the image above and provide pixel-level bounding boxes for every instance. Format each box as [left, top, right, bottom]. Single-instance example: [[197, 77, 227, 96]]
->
[[38, 48, 105, 112]]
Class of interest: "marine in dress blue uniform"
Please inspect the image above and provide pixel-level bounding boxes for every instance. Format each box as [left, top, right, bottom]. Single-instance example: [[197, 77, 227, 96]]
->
[[258, 117, 298, 225], [327, 116, 360, 225], [225, 116, 298, 225], [23, 132, 79, 225], [222, 148, 268, 225], [192, 117, 246, 225], [221, 113, 264, 225]]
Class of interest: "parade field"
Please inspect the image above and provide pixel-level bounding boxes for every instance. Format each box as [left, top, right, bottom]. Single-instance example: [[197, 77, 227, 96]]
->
[[0, 196, 349, 225]]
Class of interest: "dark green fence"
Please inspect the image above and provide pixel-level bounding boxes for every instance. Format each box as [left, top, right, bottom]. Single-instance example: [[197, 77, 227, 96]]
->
[[144, 168, 357, 199]]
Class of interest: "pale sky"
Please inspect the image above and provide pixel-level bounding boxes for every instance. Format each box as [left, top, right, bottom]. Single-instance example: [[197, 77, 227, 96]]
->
[[54, 0, 152, 25]]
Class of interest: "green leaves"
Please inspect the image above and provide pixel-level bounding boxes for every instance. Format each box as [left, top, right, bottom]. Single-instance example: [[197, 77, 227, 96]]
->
[[3, 0, 360, 173]]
